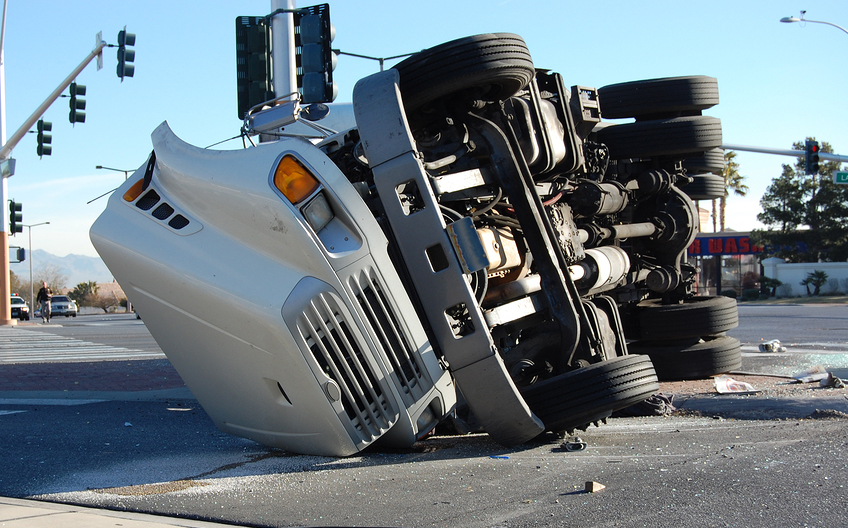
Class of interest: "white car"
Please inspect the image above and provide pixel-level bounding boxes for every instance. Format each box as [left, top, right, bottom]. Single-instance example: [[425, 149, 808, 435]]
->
[[10, 295, 29, 321], [49, 295, 78, 317]]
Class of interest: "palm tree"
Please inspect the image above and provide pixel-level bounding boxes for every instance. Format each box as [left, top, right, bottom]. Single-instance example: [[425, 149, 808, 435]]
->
[[717, 151, 748, 231]]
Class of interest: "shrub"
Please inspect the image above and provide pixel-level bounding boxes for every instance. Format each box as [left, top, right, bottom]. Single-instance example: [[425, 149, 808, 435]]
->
[[823, 278, 840, 295], [721, 289, 738, 299], [741, 289, 760, 301], [801, 270, 829, 296]]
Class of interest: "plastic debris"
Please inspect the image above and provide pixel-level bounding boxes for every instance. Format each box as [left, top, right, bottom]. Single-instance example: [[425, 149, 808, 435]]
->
[[489, 455, 509, 459], [124, 422, 133, 427], [820, 373, 846, 389], [585, 481, 606, 493], [758, 339, 787, 353], [562, 436, 587, 452], [714, 376, 760, 394], [793, 365, 829, 383]]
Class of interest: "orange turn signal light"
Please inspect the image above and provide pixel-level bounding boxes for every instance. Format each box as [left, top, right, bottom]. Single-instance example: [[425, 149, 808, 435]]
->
[[123, 179, 146, 202], [274, 155, 320, 204]]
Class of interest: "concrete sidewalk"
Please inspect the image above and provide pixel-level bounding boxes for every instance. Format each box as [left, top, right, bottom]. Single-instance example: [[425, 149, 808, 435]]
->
[[0, 496, 244, 527]]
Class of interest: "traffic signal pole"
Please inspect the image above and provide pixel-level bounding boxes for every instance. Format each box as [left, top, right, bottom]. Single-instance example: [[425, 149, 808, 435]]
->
[[0, 33, 106, 325], [0, 38, 106, 162], [721, 143, 848, 164], [270, 0, 297, 97]]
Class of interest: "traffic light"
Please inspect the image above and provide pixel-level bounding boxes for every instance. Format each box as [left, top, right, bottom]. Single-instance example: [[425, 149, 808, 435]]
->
[[117, 28, 136, 81], [236, 16, 274, 119], [295, 4, 337, 104], [805, 139, 820, 175], [8, 201, 22, 234], [36, 120, 52, 157], [68, 82, 86, 124]]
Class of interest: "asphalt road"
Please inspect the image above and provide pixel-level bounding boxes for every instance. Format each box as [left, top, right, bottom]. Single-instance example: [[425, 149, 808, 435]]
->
[[0, 306, 846, 527]]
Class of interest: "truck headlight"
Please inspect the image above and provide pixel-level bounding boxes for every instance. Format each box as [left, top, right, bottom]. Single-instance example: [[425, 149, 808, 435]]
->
[[302, 192, 334, 232]]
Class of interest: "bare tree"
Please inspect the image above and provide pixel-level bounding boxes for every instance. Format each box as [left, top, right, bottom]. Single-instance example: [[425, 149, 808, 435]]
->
[[34, 263, 68, 292], [88, 291, 118, 313], [9, 271, 28, 304]]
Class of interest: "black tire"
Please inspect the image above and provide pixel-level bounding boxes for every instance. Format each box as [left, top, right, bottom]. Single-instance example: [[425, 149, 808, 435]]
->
[[520, 355, 659, 433], [629, 335, 742, 381], [681, 174, 726, 201], [596, 116, 722, 160], [394, 33, 535, 114], [598, 76, 719, 120], [683, 148, 725, 175], [636, 295, 738, 341]]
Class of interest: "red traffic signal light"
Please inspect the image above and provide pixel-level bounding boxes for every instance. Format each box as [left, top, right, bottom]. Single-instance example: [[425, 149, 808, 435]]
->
[[805, 139, 820, 175]]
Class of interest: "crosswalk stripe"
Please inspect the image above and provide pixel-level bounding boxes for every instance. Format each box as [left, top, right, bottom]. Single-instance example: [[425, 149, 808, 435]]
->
[[0, 327, 165, 364]]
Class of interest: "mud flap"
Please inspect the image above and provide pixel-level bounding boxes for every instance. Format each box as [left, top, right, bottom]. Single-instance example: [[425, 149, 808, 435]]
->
[[353, 69, 544, 445]]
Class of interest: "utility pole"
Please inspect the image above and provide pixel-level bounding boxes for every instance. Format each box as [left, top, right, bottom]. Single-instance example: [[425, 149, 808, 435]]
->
[[0, 30, 107, 325]]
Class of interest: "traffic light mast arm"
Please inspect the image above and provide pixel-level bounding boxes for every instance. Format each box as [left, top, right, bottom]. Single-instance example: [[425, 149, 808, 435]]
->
[[720, 143, 848, 163], [0, 37, 106, 162]]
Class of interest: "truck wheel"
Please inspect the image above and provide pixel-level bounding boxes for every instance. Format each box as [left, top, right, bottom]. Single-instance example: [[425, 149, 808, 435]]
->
[[596, 116, 722, 160], [629, 335, 742, 381], [520, 355, 659, 433], [680, 174, 726, 201], [598, 75, 719, 120], [394, 33, 535, 114], [636, 295, 739, 341], [683, 148, 725, 175]]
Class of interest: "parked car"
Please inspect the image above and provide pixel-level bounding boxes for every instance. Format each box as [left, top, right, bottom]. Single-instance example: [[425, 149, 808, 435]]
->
[[50, 295, 78, 317], [10, 295, 29, 321]]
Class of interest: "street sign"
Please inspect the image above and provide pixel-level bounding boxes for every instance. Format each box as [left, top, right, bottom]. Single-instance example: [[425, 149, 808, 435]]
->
[[835, 171, 848, 184], [0, 159, 15, 178]]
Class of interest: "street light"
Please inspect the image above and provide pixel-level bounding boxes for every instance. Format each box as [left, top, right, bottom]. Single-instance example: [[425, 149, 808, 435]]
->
[[95, 165, 132, 179], [22, 222, 50, 314], [780, 11, 848, 36]]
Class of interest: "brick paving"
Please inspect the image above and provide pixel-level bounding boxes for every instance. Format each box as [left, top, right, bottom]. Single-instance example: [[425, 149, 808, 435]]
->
[[0, 359, 185, 392]]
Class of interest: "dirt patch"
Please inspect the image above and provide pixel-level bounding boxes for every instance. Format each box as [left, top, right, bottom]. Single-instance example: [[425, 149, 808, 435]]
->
[[659, 374, 844, 398]]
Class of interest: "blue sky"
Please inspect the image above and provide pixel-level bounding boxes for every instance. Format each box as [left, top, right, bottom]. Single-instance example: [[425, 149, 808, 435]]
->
[[4, 0, 847, 258]]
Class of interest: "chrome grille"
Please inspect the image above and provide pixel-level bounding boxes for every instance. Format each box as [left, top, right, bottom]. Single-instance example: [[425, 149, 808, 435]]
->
[[346, 268, 427, 405], [298, 292, 396, 442]]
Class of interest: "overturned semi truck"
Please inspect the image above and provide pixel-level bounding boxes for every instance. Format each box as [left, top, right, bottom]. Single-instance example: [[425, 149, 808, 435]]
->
[[91, 33, 739, 456]]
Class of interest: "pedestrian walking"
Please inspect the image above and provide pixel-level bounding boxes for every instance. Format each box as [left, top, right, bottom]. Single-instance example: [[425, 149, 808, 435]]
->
[[36, 282, 52, 323]]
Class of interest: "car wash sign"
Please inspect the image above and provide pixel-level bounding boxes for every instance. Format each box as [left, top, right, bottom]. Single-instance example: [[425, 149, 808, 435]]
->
[[688, 234, 764, 256]]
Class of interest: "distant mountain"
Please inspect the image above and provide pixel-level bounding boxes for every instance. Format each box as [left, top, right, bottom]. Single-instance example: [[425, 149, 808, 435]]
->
[[10, 249, 114, 289]]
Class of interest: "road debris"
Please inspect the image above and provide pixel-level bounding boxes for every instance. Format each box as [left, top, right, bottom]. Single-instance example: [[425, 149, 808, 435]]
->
[[758, 339, 787, 353], [585, 481, 606, 493], [613, 393, 676, 417], [561, 436, 587, 452], [714, 376, 760, 394], [793, 365, 830, 383], [820, 373, 846, 389]]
